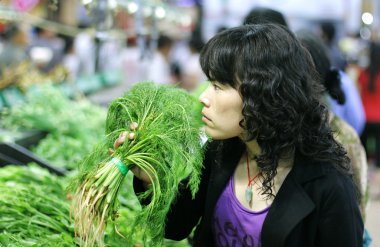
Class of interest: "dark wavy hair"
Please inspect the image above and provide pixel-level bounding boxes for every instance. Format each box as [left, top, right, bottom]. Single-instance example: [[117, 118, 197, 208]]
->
[[200, 24, 350, 197], [296, 29, 346, 104]]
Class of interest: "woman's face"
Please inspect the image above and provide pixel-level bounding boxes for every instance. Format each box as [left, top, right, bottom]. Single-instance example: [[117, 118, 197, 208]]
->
[[199, 81, 244, 140]]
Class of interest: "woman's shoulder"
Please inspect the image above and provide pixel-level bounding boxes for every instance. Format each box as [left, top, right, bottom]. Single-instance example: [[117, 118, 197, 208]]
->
[[321, 164, 355, 188], [293, 152, 354, 190], [300, 160, 357, 202]]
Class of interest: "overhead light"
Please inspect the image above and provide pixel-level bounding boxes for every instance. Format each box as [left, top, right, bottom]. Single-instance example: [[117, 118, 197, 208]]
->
[[362, 12, 373, 25], [82, 0, 93, 5], [155, 6, 166, 19], [109, 0, 118, 9], [127, 2, 138, 13]]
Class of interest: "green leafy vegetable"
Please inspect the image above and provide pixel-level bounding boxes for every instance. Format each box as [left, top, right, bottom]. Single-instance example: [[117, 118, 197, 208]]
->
[[1, 84, 106, 169], [69, 82, 204, 247], [0, 165, 75, 246]]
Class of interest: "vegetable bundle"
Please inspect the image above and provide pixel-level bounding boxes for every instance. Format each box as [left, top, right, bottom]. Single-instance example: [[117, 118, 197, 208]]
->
[[70, 82, 204, 246]]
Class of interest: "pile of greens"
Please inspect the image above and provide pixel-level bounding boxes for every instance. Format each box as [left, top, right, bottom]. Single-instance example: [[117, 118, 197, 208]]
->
[[1, 84, 106, 169], [70, 82, 204, 247], [0, 164, 191, 246], [0, 165, 76, 247]]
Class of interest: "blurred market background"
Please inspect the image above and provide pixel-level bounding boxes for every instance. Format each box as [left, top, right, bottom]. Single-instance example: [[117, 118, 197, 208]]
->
[[0, 0, 380, 246]]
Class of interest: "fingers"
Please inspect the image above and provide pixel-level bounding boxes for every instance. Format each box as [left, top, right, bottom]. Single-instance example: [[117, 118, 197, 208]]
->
[[114, 131, 127, 149], [130, 165, 152, 187], [130, 165, 141, 178], [113, 122, 139, 150]]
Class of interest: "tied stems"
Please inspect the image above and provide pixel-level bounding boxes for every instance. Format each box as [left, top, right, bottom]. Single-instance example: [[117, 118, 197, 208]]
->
[[72, 153, 161, 247], [72, 158, 127, 247]]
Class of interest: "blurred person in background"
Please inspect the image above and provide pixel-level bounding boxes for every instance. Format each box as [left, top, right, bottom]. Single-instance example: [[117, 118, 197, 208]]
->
[[328, 64, 366, 135], [61, 35, 80, 82], [180, 34, 206, 92], [358, 42, 380, 169], [319, 22, 366, 135], [145, 34, 174, 85], [319, 21, 347, 71], [119, 36, 146, 88], [73, 24, 96, 76], [26, 27, 65, 73], [0, 23, 29, 73], [296, 29, 369, 220], [243, 7, 288, 27], [98, 36, 123, 73]]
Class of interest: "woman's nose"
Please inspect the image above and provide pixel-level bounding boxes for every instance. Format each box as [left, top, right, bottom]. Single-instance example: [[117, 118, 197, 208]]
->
[[199, 91, 210, 107]]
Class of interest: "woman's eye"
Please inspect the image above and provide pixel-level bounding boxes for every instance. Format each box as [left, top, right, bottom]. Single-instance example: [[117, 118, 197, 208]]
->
[[213, 84, 221, 90]]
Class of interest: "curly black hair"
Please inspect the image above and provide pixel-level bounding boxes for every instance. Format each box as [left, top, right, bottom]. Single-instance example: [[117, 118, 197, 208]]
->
[[200, 24, 350, 197]]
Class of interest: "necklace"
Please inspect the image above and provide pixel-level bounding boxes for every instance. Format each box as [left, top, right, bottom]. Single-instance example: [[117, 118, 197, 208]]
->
[[245, 153, 261, 204]]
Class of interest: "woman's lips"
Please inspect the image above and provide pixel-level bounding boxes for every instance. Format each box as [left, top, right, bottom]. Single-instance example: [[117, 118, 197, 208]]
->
[[202, 112, 212, 122]]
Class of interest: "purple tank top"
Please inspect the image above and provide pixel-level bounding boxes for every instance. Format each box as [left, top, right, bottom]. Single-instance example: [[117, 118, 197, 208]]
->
[[212, 175, 270, 247]]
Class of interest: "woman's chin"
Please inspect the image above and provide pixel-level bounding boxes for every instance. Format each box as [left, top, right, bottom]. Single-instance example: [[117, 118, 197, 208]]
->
[[204, 127, 237, 140]]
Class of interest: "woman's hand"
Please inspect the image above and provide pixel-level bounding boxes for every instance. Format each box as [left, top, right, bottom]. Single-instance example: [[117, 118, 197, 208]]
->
[[110, 122, 152, 186]]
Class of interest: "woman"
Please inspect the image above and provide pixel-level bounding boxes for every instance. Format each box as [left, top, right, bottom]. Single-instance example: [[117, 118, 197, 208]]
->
[[118, 24, 363, 247]]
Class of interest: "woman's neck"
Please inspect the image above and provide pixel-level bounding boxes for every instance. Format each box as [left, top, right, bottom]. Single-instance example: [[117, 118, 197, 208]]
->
[[245, 139, 261, 160], [243, 138, 294, 169]]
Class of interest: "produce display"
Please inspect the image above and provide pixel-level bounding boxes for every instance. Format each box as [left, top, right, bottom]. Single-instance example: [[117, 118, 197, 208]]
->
[[0, 165, 75, 247], [0, 164, 192, 246], [1, 84, 107, 169], [69, 82, 204, 247]]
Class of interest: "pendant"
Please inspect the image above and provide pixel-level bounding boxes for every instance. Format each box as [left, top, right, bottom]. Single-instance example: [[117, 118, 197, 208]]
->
[[245, 186, 253, 204]]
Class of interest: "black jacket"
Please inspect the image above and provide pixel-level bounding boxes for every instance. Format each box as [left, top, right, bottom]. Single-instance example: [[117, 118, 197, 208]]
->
[[135, 138, 363, 247]]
